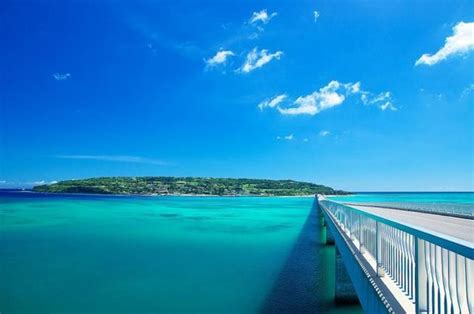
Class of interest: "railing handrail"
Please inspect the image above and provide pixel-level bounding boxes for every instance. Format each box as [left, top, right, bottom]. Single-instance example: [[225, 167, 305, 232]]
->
[[318, 197, 474, 259]]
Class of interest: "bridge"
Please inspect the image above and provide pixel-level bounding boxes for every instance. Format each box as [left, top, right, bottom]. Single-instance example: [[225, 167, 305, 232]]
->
[[317, 196, 473, 313]]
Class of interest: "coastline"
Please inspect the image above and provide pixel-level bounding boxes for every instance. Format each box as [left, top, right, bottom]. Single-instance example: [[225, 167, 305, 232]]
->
[[2, 189, 317, 198], [324, 194, 355, 198]]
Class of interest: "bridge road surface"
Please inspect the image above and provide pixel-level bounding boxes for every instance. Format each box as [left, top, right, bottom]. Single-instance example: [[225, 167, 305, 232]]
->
[[344, 204, 474, 245]]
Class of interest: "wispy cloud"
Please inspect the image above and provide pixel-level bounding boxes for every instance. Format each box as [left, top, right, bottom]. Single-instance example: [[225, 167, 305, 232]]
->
[[32, 180, 58, 186], [258, 94, 287, 110], [0, 180, 58, 187], [276, 134, 294, 140], [128, 17, 203, 59], [53, 73, 71, 81], [248, 32, 259, 40], [259, 81, 395, 115], [238, 48, 283, 73], [249, 9, 277, 25], [205, 50, 235, 68], [56, 155, 168, 165], [415, 21, 474, 66], [319, 130, 330, 137], [313, 11, 320, 22], [361, 91, 397, 111], [461, 83, 474, 98], [147, 43, 158, 55]]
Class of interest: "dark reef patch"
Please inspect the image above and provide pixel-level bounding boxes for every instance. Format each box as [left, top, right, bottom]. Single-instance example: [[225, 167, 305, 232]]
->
[[159, 213, 180, 218], [185, 222, 293, 235], [185, 216, 212, 221]]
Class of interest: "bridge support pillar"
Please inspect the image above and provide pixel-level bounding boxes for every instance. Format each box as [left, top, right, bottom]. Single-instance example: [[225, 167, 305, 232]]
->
[[324, 223, 335, 245], [335, 247, 359, 304], [319, 213, 325, 227]]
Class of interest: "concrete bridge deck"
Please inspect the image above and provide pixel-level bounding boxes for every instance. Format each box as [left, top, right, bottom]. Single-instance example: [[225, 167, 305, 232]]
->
[[346, 204, 474, 245]]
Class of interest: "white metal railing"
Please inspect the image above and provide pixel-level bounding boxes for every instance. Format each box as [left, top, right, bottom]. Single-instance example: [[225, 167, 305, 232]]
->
[[319, 197, 474, 314]]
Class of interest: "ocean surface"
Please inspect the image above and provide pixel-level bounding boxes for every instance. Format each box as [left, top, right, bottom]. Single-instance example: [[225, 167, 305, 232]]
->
[[0, 191, 361, 313]]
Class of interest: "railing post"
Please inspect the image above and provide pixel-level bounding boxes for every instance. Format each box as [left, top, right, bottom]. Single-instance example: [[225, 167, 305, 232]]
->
[[359, 215, 365, 254], [350, 210, 355, 240], [415, 238, 428, 313], [376, 221, 384, 277]]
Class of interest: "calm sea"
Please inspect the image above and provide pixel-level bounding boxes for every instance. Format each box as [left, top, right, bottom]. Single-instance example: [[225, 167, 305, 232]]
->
[[0, 191, 361, 313]]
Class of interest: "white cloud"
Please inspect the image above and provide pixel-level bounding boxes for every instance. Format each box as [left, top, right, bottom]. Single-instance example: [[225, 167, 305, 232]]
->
[[239, 48, 283, 73], [276, 134, 294, 140], [380, 102, 397, 111], [313, 11, 320, 22], [273, 81, 395, 115], [53, 73, 71, 80], [205, 50, 235, 67], [319, 130, 330, 137], [350, 81, 361, 93], [277, 81, 359, 115], [258, 94, 287, 110], [415, 21, 474, 66], [250, 9, 277, 24], [56, 155, 168, 165]]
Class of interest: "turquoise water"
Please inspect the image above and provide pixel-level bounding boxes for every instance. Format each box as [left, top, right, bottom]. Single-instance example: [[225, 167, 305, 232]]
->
[[0, 191, 361, 313]]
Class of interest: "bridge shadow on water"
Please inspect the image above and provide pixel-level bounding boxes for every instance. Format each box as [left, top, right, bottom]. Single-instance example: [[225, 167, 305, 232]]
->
[[260, 200, 362, 314]]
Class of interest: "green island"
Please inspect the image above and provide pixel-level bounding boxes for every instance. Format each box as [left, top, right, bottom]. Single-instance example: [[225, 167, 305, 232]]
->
[[33, 177, 348, 196]]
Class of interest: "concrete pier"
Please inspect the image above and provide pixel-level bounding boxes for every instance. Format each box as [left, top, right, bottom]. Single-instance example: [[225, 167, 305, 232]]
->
[[325, 227, 335, 245], [319, 205, 335, 245], [334, 247, 358, 304]]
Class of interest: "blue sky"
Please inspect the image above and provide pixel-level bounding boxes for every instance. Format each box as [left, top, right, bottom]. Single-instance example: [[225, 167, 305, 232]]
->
[[1, 0, 473, 191]]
